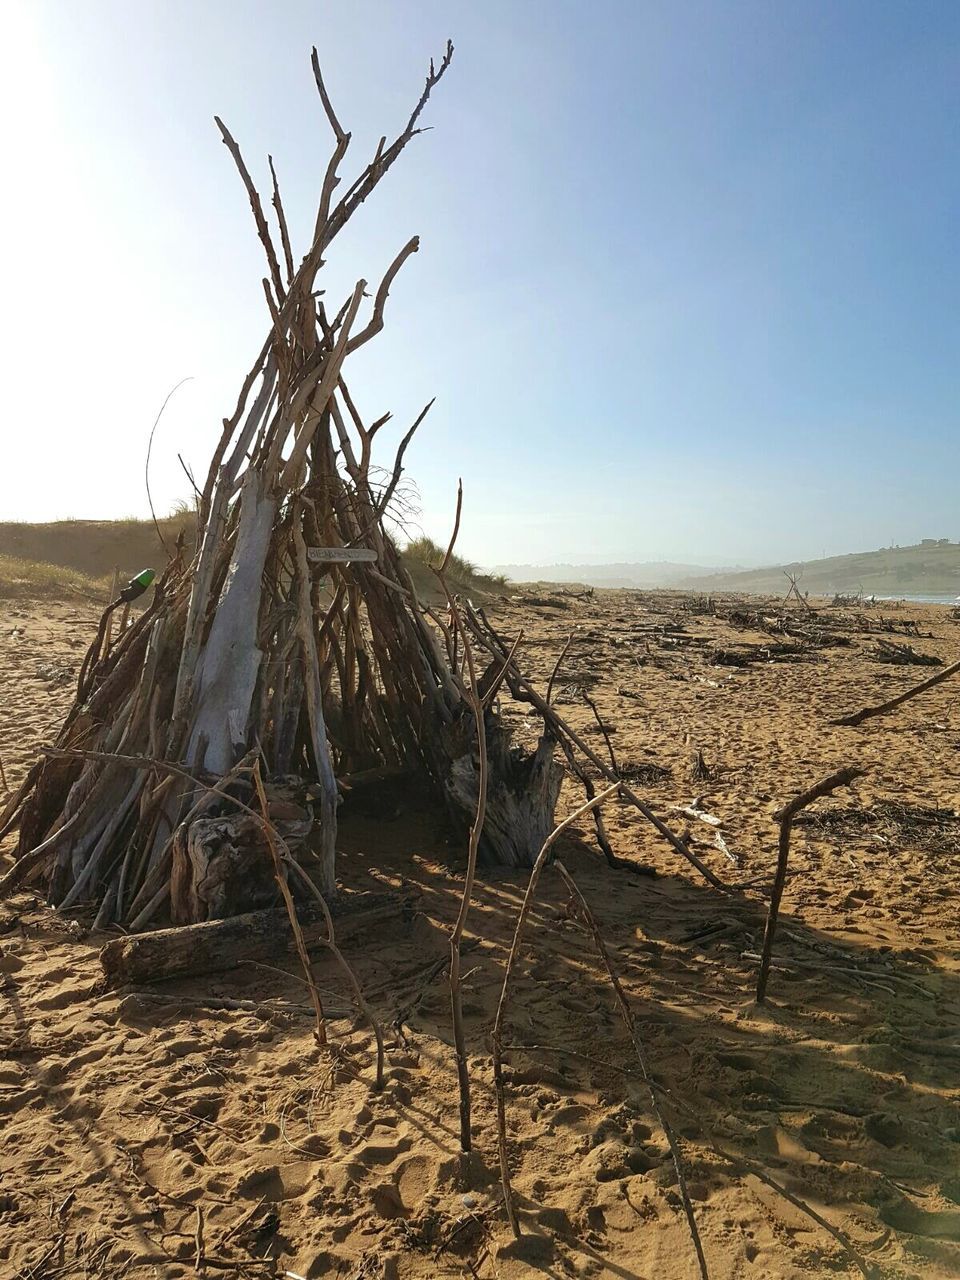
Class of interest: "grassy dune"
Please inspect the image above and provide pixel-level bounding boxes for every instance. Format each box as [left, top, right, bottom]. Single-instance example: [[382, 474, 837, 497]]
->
[[0, 554, 110, 601]]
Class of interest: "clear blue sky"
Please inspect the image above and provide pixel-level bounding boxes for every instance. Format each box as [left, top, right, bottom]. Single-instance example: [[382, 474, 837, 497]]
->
[[2, 1, 958, 567]]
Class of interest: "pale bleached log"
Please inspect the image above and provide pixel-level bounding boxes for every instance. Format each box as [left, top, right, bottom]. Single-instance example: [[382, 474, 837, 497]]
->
[[186, 471, 277, 773], [101, 890, 415, 986]]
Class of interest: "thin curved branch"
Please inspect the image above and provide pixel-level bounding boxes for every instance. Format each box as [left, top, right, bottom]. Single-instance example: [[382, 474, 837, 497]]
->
[[546, 631, 575, 707], [321, 40, 453, 251], [553, 859, 709, 1280], [346, 236, 419, 354], [439, 480, 463, 575], [311, 46, 347, 142], [492, 785, 622, 1237], [268, 154, 295, 283], [145, 376, 193, 557], [215, 116, 285, 302]]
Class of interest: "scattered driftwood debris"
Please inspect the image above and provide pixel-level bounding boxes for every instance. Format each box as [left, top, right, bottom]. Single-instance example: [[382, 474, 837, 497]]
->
[[795, 800, 960, 855], [869, 638, 943, 667], [712, 642, 815, 667]]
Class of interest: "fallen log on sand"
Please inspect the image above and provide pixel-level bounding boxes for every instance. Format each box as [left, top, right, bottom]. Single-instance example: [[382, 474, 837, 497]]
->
[[100, 889, 416, 987], [833, 658, 960, 727]]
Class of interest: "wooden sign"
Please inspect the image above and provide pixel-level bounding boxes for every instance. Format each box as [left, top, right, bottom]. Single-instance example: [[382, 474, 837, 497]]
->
[[307, 546, 378, 564]]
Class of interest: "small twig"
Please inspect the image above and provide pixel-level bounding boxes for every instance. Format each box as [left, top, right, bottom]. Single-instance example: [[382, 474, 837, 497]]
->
[[145, 376, 194, 558], [553, 859, 709, 1279], [194, 1204, 205, 1273], [647, 1080, 875, 1279], [756, 767, 864, 1003], [21, 1233, 66, 1280], [434, 558, 487, 1154], [480, 629, 524, 711], [546, 631, 575, 707], [583, 690, 618, 773], [556, 734, 620, 868], [310, 45, 347, 142]]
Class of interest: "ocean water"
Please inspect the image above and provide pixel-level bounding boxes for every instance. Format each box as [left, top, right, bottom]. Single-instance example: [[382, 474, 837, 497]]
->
[[872, 593, 959, 605]]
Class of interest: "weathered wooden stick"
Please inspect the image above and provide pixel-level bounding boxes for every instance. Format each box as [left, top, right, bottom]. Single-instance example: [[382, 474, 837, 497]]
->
[[545, 630, 575, 707], [435, 546, 487, 1155], [0, 813, 79, 897], [832, 659, 960, 726], [253, 761, 327, 1045], [755, 766, 864, 1003], [492, 785, 621, 1238], [554, 860, 709, 1280], [100, 892, 412, 987]]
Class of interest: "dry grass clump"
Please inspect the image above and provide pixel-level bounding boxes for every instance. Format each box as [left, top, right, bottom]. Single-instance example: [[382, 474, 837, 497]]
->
[[401, 535, 506, 595], [0, 554, 109, 602]]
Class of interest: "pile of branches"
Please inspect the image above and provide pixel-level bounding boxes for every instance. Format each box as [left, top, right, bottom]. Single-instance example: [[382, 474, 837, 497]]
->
[[721, 607, 853, 648], [869, 639, 943, 667], [711, 642, 816, 667], [0, 44, 568, 929], [795, 800, 960, 855], [0, 44, 732, 933]]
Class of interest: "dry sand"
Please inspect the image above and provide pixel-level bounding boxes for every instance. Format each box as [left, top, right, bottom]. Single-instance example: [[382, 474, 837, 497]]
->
[[2, 589, 960, 1278]]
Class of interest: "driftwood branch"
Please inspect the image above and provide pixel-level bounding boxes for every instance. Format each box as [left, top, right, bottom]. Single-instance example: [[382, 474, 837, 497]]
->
[[346, 236, 419, 354], [214, 116, 285, 302], [100, 892, 411, 986], [755, 766, 865, 1003], [439, 479, 464, 575], [310, 46, 347, 142], [832, 659, 960, 727], [545, 631, 575, 707]]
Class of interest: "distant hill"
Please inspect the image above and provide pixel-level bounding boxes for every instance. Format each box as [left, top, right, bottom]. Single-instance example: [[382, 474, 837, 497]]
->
[[493, 560, 733, 588], [680, 541, 960, 597]]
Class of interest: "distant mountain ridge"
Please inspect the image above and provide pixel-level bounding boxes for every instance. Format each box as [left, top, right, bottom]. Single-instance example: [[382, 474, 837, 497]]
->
[[679, 541, 960, 596], [493, 561, 734, 588], [496, 541, 960, 596]]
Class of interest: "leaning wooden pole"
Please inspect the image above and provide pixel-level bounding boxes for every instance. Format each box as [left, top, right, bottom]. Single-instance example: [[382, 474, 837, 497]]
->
[[755, 766, 864, 1003]]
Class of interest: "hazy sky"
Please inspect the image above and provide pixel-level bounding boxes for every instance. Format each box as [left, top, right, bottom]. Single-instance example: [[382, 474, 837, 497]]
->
[[2, 1, 959, 567]]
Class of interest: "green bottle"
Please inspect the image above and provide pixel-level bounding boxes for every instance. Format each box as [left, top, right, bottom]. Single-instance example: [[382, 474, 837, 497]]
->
[[118, 568, 156, 603]]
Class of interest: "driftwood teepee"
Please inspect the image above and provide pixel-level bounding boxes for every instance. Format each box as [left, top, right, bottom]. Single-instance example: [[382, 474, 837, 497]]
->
[[0, 41, 565, 928]]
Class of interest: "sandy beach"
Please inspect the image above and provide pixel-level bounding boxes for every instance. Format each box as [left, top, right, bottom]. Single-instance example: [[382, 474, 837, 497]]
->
[[2, 589, 960, 1279]]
